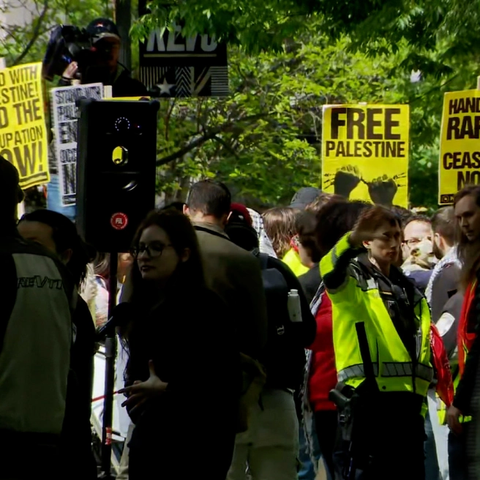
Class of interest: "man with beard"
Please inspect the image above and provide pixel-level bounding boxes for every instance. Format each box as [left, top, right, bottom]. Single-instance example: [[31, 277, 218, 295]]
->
[[425, 207, 462, 480], [427, 207, 462, 325], [447, 186, 480, 479]]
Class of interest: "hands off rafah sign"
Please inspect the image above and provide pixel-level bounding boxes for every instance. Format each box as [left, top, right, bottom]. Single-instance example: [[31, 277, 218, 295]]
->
[[0, 63, 49, 189], [439, 90, 480, 205], [139, 22, 228, 98]]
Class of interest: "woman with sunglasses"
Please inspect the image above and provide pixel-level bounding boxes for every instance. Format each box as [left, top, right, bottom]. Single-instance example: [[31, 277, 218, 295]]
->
[[118, 208, 240, 479]]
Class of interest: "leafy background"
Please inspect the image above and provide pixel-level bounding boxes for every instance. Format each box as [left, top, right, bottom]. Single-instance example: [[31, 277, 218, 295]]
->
[[3, 0, 480, 209]]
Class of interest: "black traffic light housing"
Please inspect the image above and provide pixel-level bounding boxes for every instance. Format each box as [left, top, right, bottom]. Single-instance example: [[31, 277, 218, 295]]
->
[[76, 98, 159, 252]]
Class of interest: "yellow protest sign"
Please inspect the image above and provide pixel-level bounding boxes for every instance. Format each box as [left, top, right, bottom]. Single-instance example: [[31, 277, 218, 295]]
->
[[322, 104, 409, 207], [438, 90, 480, 205], [0, 62, 48, 189]]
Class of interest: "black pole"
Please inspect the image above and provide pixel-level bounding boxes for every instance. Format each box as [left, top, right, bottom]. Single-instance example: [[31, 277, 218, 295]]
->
[[100, 253, 118, 479], [115, 0, 132, 71]]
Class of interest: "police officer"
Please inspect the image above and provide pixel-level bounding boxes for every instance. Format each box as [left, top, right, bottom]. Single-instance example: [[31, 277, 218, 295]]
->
[[321, 205, 433, 480]]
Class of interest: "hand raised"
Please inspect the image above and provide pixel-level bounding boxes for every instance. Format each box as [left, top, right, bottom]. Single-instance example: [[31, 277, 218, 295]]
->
[[349, 205, 393, 247], [62, 61, 79, 80]]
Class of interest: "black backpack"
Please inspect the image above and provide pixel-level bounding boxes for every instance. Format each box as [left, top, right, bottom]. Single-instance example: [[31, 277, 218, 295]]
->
[[254, 251, 306, 390]]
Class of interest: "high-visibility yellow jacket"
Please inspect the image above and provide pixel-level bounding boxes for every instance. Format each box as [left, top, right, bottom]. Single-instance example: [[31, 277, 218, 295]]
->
[[437, 367, 472, 424], [320, 233, 433, 400], [282, 248, 309, 277]]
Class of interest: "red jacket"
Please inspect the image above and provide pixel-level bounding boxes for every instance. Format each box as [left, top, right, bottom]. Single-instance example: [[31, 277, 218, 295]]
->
[[308, 293, 337, 411], [458, 280, 477, 377]]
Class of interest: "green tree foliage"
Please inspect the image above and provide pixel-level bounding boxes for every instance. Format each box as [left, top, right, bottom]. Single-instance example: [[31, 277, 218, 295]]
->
[[155, 34, 445, 207], [0, 0, 111, 66], [6, 0, 478, 207], [135, 0, 480, 70]]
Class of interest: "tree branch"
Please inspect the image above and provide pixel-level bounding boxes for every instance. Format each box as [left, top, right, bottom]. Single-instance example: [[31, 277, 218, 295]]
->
[[12, 0, 48, 66], [212, 134, 239, 158], [164, 97, 176, 142], [156, 113, 268, 166]]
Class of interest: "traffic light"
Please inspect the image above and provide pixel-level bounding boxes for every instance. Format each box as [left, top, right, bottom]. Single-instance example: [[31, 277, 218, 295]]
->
[[76, 99, 159, 252]]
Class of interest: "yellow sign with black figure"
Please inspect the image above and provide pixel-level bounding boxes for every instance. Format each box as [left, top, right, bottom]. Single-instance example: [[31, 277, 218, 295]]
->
[[439, 90, 480, 205], [322, 104, 410, 207], [0, 62, 48, 189]]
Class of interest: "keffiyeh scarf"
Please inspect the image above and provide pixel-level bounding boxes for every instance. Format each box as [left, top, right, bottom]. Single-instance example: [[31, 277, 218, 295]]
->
[[425, 246, 461, 305]]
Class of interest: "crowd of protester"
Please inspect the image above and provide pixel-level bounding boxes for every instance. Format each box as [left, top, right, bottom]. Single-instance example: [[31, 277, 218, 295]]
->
[[3, 154, 480, 480]]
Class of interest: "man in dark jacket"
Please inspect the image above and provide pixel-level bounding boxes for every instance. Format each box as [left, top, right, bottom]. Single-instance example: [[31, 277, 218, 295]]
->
[[426, 207, 462, 323], [447, 187, 480, 479], [184, 180, 268, 360], [221, 203, 316, 480], [0, 157, 75, 480]]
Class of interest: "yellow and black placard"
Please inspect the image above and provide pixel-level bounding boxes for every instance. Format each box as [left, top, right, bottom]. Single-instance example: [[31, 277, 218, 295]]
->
[[439, 90, 480, 205], [322, 104, 409, 207], [0, 62, 48, 189]]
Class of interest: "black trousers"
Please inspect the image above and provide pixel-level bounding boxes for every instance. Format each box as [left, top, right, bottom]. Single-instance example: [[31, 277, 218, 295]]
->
[[128, 417, 236, 480], [314, 410, 339, 479], [333, 416, 426, 480], [0, 432, 62, 480]]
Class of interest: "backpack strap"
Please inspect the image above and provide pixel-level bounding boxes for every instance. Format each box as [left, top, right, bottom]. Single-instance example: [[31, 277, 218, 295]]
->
[[258, 252, 269, 271], [251, 248, 269, 271]]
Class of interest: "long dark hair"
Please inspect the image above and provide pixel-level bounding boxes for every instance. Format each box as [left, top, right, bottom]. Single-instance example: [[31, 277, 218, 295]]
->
[[19, 209, 95, 286], [315, 199, 371, 258], [454, 186, 480, 288], [129, 208, 205, 302], [120, 209, 206, 380]]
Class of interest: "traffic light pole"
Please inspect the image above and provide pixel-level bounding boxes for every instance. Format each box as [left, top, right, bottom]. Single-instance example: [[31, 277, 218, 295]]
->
[[99, 255, 118, 479]]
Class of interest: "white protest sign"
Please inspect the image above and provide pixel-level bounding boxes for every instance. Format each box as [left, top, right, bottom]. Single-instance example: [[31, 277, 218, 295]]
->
[[51, 83, 103, 206]]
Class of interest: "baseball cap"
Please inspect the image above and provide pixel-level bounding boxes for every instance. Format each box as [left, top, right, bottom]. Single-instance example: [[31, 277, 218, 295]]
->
[[0, 156, 24, 206], [230, 203, 253, 226], [86, 18, 121, 43], [290, 187, 322, 210]]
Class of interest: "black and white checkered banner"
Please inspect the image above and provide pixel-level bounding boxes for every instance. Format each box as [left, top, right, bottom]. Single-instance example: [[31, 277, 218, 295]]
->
[[139, 23, 229, 98]]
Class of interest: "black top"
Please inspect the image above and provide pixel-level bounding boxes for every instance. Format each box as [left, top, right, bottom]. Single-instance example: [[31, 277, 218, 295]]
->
[[438, 292, 463, 359], [298, 263, 322, 305], [454, 274, 480, 414], [60, 296, 96, 479], [58, 65, 147, 98], [430, 263, 461, 324], [258, 254, 316, 390], [263, 256, 316, 348], [125, 286, 240, 445], [405, 269, 432, 295], [109, 69, 148, 97]]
